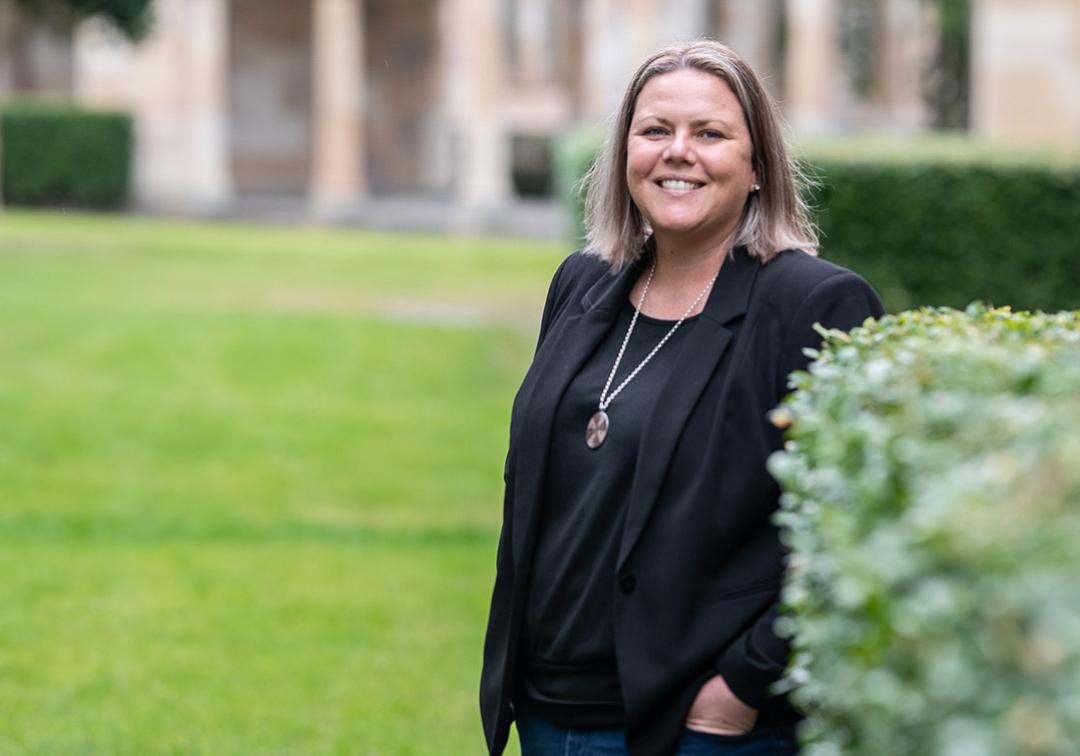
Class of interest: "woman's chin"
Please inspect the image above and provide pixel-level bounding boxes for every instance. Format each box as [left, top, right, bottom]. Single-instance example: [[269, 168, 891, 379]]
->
[[649, 215, 702, 236], [650, 220, 721, 247]]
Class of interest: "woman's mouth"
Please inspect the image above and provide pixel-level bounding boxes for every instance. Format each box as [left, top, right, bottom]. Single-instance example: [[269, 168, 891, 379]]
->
[[657, 179, 704, 191]]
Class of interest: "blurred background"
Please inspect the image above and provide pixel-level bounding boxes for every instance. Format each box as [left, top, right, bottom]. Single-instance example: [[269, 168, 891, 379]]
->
[[2, 0, 1077, 233], [0, 1, 1078, 754]]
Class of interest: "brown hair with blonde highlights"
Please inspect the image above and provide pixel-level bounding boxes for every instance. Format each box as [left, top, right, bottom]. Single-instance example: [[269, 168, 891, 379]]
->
[[582, 39, 818, 270]]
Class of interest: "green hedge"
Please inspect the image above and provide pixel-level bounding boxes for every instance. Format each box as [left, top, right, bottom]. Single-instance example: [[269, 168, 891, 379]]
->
[[768, 305, 1080, 754], [1, 103, 133, 209], [553, 131, 1080, 312], [553, 125, 603, 248]]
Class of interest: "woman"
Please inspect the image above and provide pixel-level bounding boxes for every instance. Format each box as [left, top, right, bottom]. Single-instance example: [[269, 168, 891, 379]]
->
[[481, 40, 884, 755]]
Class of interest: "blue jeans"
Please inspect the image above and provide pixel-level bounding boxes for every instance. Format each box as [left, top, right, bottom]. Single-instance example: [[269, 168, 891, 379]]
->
[[516, 714, 799, 755]]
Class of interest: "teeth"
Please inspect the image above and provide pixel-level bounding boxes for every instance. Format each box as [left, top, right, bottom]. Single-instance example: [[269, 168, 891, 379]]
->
[[660, 180, 702, 191]]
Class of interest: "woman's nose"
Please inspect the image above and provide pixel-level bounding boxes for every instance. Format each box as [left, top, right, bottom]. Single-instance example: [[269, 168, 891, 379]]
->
[[663, 131, 694, 162]]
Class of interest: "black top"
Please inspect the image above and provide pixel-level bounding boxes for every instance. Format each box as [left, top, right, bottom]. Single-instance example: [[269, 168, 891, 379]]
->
[[519, 298, 699, 728]]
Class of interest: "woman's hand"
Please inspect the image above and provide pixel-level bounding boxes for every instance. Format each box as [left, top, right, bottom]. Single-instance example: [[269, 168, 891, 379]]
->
[[685, 675, 758, 735]]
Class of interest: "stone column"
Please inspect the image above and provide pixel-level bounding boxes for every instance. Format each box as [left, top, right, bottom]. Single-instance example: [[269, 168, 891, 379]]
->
[[515, 0, 552, 84], [71, 2, 231, 211], [184, 0, 232, 208], [0, 2, 23, 93], [626, 0, 709, 73], [310, 0, 365, 215], [121, 0, 232, 211], [581, 0, 629, 122], [652, 0, 708, 50], [629, 0, 653, 63], [717, 0, 782, 91], [784, 0, 842, 134], [73, 18, 137, 108], [443, 0, 510, 209], [877, 0, 929, 131], [971, 0, 1080, 146]]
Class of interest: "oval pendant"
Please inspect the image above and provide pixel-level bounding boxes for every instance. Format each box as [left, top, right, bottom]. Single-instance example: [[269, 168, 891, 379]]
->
[[586, 410, 610, 449]]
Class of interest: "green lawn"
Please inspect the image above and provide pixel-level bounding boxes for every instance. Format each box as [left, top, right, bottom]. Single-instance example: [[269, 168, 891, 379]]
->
[[0, 210, 563, 754]]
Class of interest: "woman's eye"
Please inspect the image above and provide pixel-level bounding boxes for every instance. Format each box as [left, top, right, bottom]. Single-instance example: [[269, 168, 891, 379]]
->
[[642, 126, 667, 136], [700, 130, 723, 140]]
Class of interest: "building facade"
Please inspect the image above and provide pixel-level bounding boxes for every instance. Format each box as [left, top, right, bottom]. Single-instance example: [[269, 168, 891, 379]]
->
[[1, 0, 1078, 226]]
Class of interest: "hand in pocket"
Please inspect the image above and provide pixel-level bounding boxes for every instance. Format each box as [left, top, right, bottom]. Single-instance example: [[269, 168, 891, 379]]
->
[[685, 675, 758, 736]]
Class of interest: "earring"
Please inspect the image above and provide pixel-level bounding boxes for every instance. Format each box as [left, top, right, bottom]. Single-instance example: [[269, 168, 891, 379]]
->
[[752, 183, 761, 192]]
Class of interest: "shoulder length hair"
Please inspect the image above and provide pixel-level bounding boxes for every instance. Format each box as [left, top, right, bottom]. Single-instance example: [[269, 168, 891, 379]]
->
[[582, 39, 818, 271]]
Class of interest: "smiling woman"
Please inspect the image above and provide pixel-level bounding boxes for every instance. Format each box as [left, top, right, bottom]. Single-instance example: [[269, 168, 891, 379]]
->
[[480, 40, 886, 756], [625, 68, 759, 306]]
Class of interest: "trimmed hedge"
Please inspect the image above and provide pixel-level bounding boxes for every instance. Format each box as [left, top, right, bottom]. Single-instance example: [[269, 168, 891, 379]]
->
[[552, 131, 1080, 312], [1, 103, 133, 209], [769, 305, 1080, 754], [808, 155, 1080, 314]]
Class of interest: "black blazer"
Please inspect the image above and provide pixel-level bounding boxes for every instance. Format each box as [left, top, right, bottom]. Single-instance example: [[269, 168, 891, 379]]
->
[[481, 246, 884, 755]]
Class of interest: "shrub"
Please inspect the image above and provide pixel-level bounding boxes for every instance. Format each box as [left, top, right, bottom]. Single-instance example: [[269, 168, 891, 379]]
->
[[552, 131, 1080, 312], [768, 305, 1080, 755], [552, 125, 604, 248], [1, 103, 133, 209], [806, 142, 1080, 314]]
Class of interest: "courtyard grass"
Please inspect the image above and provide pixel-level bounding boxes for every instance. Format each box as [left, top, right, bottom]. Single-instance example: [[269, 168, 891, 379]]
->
[[0, 210, 563, 754]]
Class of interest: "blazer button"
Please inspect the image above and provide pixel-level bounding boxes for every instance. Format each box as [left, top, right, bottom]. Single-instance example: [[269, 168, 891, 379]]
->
[[619, 575, 637, 594]]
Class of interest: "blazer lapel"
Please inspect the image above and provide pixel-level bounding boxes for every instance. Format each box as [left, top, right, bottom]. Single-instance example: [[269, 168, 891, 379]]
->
[[510, 259, 643, 565], [617, 248, 760, 569]]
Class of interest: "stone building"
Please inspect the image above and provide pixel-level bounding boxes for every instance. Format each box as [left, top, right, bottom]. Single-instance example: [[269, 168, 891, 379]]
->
[[1, 0, 1078, 230]]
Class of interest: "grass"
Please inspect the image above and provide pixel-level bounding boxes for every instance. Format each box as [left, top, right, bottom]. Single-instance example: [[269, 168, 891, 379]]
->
[[0, 209, 565, 754]]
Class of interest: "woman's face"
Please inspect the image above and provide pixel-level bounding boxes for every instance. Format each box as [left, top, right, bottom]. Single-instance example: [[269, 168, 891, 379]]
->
[[626, 68, 757, 249]]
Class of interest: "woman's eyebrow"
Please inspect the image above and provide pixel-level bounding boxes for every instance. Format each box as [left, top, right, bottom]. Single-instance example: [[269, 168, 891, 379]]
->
[[690, 117, 734, 129], [631, 114, 736, 129], [631, 113, 670, 125]]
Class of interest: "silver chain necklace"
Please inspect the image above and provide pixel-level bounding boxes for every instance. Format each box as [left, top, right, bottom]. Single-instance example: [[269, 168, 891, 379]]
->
[[585, 262, 719, 449]]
